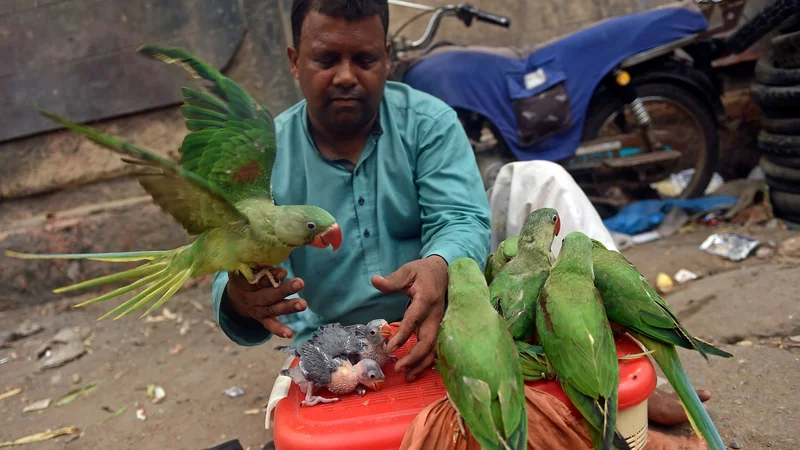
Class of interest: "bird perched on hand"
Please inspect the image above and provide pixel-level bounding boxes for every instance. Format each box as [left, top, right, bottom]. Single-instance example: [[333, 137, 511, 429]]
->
[[4, 45, 342, 321], [489, 208, 561, 342], [437, 257, 527, 450], [591, 239, 731, 450], [536, 232, 630, 450]]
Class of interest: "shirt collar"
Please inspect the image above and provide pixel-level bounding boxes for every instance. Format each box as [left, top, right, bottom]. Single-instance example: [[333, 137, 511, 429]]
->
[[300, 102, 385, 172]]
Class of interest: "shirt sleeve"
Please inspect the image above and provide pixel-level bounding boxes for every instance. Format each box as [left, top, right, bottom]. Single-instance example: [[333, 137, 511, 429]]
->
[[416, 108, 492, 268], [211, 271, 273, 346]]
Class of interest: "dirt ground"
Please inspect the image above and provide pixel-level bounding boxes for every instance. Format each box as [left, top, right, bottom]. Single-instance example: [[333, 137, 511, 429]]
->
[[1, 224, 798, 450]]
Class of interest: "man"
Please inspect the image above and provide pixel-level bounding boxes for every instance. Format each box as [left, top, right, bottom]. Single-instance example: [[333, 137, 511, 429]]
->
[[211, 0, 490, 383], [211, 0, 711, 434]]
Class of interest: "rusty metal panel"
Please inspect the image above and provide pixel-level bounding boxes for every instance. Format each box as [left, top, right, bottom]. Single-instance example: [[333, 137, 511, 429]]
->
[[0, 0, 245, 143]]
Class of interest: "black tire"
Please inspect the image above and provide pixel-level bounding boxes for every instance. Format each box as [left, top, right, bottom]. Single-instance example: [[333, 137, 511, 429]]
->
[[582, 82, 718, 199], [777, 13, 800, 34], [727, 0, 800, 54], [750, 82, 800, 108], [759, 130, 800, 155], [762, 115, 800, 134], [754, 54, 800, 86], [771, 189, 800, 213], [773, 30, 800, 68], [760, 155, 800, 181], [765, 153, 800, 168], [766, 175, 800, 193]]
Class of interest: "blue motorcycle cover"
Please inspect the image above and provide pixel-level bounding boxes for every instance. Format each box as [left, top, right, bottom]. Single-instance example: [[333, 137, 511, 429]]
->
[[402, 4, 709, 162]]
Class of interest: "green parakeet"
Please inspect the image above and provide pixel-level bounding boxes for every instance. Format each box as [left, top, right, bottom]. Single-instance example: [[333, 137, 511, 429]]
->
[[4, 45, 342, 320], [437, 258, 527, 450], [489, 208, 561, 342], [591, 239, 732, 450], [485, 236, 519, 284], [536, 232, 630, 450]]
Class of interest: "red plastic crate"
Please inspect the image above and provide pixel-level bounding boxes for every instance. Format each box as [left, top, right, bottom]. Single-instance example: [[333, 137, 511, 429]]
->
[[273, 329, 656, 450]]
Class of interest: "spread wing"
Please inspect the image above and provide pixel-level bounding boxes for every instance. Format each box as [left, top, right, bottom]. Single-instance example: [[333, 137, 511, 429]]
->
[[36, 109, 248, 236], [297, 341, 339, 386], [138, 45, 277, 204], [308, 324, 365, 361]]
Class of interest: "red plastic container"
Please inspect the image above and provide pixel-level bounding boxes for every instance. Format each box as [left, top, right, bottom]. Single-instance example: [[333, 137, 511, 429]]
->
[[272, 329, 656, 450]]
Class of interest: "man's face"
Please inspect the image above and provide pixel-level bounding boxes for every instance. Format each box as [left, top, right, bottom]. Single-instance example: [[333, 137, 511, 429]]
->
[[288, 11, 391, 134]]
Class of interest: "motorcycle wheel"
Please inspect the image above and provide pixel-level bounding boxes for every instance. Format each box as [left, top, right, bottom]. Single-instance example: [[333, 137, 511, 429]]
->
[[581, 82, 719, 201]]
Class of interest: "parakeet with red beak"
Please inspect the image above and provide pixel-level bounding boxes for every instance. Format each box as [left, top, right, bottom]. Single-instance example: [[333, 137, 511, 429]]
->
[[4, 45, 342, 320], [489, 208, 561, 342], [437, 257, 527, 450], [536, 232, 630, 450], [590, 239, 731, 450]]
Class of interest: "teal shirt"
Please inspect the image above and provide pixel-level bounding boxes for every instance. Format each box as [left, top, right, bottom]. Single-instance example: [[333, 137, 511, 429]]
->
[[212, 81, 491, 346]]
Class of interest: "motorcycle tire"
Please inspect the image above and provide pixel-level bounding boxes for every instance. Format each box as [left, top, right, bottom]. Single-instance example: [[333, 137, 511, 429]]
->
[[759, 130, 800, 156], [762, 115, 800, 134], [727, 0, 800, 54], [776, 13, 800, 33], [754, 53, 800, 86], [760, 155, 800, 181], [750, 82, 800, 108], [771, 189, 800, 215], [766, 175, 800, 194], [765, 153, 800, 169], [772, 30, 800, 68], [582, 82, 718, 199]]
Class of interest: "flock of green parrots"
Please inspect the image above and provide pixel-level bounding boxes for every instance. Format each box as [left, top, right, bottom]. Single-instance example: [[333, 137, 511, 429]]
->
[[2, 45, 733, 450], [437, 208, 733, 450]]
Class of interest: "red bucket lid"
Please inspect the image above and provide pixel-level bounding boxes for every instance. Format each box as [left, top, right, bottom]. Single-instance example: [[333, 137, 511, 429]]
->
[[273, 326, 656, 450]]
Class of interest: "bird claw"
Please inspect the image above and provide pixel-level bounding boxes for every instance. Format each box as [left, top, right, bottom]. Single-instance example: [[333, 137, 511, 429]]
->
[[251, 267, 281, 288], [301, 396, 339, 407], [456, 413, 467, 437], [356, 385, 366, 397]]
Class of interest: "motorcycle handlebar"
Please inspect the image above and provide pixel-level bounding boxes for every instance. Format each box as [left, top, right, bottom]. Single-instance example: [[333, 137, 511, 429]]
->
[[461, 4, 512, 28]]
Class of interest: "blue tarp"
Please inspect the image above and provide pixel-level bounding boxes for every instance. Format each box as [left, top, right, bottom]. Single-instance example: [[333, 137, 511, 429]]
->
[[402, 5, 708, 162], [602, 196, 739, 235]]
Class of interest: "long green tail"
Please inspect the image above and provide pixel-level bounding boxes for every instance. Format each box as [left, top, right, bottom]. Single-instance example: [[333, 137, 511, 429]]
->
[[561, 383, 631, 450], [630, 332, 726, 450], [4, 249, 193, 320]]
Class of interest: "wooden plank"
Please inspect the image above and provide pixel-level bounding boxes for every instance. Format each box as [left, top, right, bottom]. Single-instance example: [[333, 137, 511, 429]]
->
[[0, 0, 245, 143]]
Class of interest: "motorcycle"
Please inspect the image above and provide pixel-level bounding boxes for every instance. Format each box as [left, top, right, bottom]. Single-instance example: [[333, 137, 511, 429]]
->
[[388, 0, 748, 213]]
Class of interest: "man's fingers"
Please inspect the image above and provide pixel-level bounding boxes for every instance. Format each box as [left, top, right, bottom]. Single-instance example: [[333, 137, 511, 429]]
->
[[387, 302, 426, 353], [261, 317, 294, 339], [371, 265, 414, 294], [249, 277, 304, 306], [405, 351, 436, 382], [395, 316, 439, 378], [253, 298, 308, 319]]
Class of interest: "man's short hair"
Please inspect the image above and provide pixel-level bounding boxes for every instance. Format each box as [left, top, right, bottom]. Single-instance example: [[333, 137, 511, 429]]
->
[[291, 0, 390, 49]]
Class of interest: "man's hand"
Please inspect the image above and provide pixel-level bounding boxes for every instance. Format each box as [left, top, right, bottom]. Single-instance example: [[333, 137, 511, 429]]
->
[[371, 256, 448, 382], [226, 267, 307, 339]]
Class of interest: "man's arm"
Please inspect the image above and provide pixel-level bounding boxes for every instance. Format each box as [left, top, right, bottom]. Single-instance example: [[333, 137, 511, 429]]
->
[[211, 260, 303, 346], [416, 108, 492, 266], [212, 271, 273, 346]]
